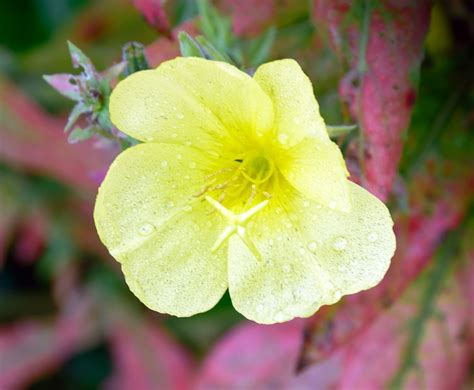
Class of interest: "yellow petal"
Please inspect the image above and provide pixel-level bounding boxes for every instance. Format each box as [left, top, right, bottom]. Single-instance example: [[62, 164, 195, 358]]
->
[[253, 59, 329, 147], [94, 143, 227, 316], [110, 57, 274, 154], [276, 136, 351, 212], [228, 181, 395, 324]]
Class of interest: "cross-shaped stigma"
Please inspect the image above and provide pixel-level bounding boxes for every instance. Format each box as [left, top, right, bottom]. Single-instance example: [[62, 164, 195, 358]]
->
[[205, 196, 269, 260]]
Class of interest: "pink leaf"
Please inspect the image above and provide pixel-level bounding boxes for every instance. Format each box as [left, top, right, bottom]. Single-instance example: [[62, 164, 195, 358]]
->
[[293, 267, 471, 388], [105, 320, 194, 390], [314, 0, 431, 200], [0, 293, 98, 389], [43, 74, 81, 101], [220, 0, 275, 36], [195, 320, 304, 388], [0, 77, 115, 194]]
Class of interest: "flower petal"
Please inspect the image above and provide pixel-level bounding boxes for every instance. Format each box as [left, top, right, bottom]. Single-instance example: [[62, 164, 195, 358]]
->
[[276, 136, 351, 212], [228, 181, 395, 324], [110, 57, 274, 153], [253, 59, 329, 147], [94, 143, 228, 316]]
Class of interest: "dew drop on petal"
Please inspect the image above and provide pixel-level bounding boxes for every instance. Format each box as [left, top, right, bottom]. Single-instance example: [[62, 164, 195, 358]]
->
[[278, 133, 289, 144], [329, 200, 337, 210], [257, 304, 264, 313], [268, 239, 274, 246], [316, 204, 322, 209], [176, 153, 182, 160], [283, 263, 291, 273], [368, 232, 378, 242], [332, 237, 347, 251], [275, 312, 285, 322], [171, 133, 178, 138], [177, 113, 184, 119], [334, 290, 342, 300], [299, 248, 305, 255], [167, 201, 174, 208], [303, 200, 310, 208], [189, 162, 197, 169], [138, 223, 154, 236], [183, 205, 192, 212], [307, 241, 317, 252], [161, 160, 168, 168]]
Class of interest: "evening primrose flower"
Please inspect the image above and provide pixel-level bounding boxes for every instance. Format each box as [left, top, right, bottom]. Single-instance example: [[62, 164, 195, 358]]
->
[[94, 57, 396, 324]]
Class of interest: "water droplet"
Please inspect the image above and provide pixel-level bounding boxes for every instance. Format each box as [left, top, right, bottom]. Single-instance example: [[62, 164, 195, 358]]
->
[[171, 133, 178, 138], [278, 133, 289, 144], [161, 160, 168, 168], [176, 153, 182, 160], [183, 205, 192, 212], [138, 223, 154, 236], [368, 232, 378, 242], [145, 136, 153, 142], [167, 201, 174, 208], [257, 304, 264, 313], [329, 201, 337, 210], [316, 204, 322, 209], [268, 239, 274, 246], [189, 162, 197, 169], [307, 241, 317, 252], [177, 113, 184, 119], [286, 222, 293, 229], [206, 220, 213, 228], [334, 290, 342, 300], [293, 116, 302, 124], [332, 237, 347, 251], [283, 263, 291, 273], [299, 248, 305, 255], [185, 141, 193, 146], [303, 200, 310, 208], [275, 312, 285, 322]]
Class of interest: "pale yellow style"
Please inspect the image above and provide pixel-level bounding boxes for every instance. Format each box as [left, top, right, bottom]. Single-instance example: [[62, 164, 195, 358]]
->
[[94, 57, 396, 324]]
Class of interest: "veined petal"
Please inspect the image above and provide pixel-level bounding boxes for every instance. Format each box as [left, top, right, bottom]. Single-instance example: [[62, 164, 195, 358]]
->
[[253, 59, 329, 147], [277, 136, 351, 212], [228, 181, 395, 324], [94, 143, 227, 316], [110, 57, 274, 154]]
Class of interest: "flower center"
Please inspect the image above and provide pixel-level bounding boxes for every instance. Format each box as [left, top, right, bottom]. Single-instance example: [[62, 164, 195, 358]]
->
[[241, 152, 274, 185]]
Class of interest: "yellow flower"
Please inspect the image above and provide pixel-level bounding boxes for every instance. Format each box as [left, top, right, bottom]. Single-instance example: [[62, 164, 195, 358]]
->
[[94, 57, 396, 324]]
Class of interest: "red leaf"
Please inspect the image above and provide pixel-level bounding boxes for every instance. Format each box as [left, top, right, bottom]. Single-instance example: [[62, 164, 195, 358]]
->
[[314, 0, 431, 200], [131, 0, 172, 38], [105, 319, 194, 390], [195, 320, 303, 388]]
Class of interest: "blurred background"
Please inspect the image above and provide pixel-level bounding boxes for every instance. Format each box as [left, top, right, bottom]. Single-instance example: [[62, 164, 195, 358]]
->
[[0, 0, 473, 389]]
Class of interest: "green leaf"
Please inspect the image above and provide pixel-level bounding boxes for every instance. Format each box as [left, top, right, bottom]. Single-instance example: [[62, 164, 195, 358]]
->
[[326, 124, 358, 138], [67, 41, 96, 76], [67, 126, 94, 144], [246, 27, 276, 67], [178, 31, 206, 58], [65, 103, 88, 133], [121, 42, 149, 76], [195, 36, 233, 63]]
